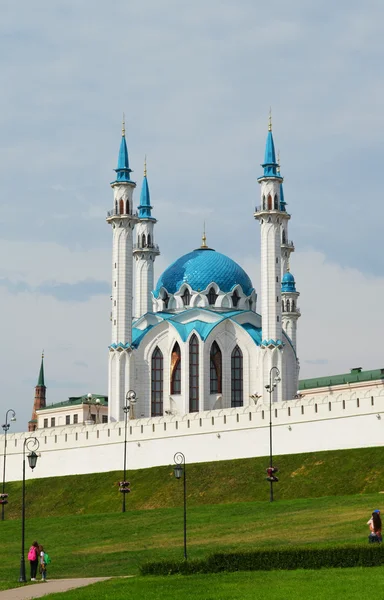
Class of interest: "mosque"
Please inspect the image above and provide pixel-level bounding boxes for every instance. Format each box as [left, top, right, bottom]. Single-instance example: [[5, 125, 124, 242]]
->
[[106, 116, 300, 423], [16, 117, 384, 481]]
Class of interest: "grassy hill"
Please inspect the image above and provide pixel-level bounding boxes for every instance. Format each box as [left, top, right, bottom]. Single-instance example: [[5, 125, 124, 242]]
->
[[4, 445, 384, 518]]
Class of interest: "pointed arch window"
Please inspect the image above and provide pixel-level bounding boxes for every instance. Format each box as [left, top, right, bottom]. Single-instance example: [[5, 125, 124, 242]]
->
[[141, 233, 146, 248], [232, 289, 240, 308], [125, 199, 129, 214], [282, 229, 286, 244], [274, 194, 278, 209], [119, 198, 124, 214], [231, 345, 243, 407], [267, 194, 272, 210], [181, 288, 191, 306], [162, 292, 169, 309], [151, 347, 163, 416], [207, 287, 218, 306], [286, 299, 290, 312], [170, 342, 181, 395], [115, 200, 118, 214], [147, 233, 152, 247], [262, 195, 266, 210], [210, 341, 222, 394], [189, 334, 199, 412]]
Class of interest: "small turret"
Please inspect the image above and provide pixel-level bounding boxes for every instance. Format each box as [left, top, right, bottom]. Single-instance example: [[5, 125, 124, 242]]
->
[[28, 352, 46, 431]]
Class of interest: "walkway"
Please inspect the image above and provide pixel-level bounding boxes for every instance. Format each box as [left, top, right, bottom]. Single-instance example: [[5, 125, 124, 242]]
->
[[0, 577, 111, 599]]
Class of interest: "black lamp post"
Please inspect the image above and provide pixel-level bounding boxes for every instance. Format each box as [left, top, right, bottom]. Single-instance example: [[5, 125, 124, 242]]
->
[[265, 366, 281, 503], [19, 437, 39, 583], [173, 452, 187, 560], [120, 390, 136, 513], [1, 409, 16, 521]]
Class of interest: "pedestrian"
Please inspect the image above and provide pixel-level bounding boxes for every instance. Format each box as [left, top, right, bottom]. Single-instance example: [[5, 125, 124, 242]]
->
[[27, 541, 39, 581], [38, 544, 47, 581], [367, 509, 382, 543]]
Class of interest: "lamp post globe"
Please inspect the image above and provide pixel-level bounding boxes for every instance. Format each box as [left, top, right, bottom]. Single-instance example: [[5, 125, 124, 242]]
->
[[19, 437, 39, 583], [121, 390, 137, 512], [173, 452, 187, 560], [265, 366, 281, 503]]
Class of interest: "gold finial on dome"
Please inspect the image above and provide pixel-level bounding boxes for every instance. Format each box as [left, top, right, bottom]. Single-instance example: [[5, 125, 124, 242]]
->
[[277, 150, 281, 174], [144, 155, 147, 177], [122, 113, 126, 137], [268, 107, 272, 132], [42, 349, 44, 359], [201, 222, 208, 248]]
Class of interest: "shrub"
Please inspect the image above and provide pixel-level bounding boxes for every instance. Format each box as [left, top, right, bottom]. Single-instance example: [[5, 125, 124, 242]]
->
[[140, 545, 384, 576]]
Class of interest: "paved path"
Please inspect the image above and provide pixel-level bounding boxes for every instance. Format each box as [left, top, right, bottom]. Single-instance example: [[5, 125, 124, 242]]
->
[[0, 578, 111, 600]]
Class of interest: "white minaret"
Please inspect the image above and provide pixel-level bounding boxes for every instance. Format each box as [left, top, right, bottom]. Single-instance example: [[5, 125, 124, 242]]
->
[[281, 266, 301, 399], [255, 117, 289, 402], [107, 120, 138, 421], [133, 159, 160, 318], [277, 155, 295, 276]]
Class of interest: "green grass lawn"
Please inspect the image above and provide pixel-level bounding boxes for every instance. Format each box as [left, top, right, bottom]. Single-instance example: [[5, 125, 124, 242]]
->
[[4, 445, 384, 519], [0, 493, 381, 591], [32, 569, 384, 600]]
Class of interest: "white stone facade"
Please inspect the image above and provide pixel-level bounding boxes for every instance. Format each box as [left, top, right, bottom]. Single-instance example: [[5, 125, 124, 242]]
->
[[4, 382, 384, 482]]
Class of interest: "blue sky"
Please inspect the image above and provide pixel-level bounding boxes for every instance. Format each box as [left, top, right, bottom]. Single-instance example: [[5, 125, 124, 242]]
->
[[1, 0, 383, 430]]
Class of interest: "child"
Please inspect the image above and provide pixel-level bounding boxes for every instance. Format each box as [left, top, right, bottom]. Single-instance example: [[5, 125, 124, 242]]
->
[[38, 544, 47, 581], [27, 541, 39, 581]]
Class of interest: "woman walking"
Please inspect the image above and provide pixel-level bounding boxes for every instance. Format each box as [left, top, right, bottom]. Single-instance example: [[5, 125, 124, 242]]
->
[[27, 541, 39, 581], [367, 509, 382, 543]]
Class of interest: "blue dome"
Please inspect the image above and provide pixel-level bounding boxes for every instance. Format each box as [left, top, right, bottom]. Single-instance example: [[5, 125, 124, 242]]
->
[[281, 271, 296, 292], [154, 248, 254, 298]]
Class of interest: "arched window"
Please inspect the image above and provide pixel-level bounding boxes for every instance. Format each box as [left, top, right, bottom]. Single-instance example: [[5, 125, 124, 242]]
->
[[147, 233, 151, 247], [210, 341, 222, 394], [170, 342, 181, 395], [286, 299, 290, 312], [189, 334, 199, 412], [151, 347, 163, 416], [119, 198, 124, 214], [125, 199, 129, 214], [282, 300, 285, 312], [207, 287, 218, 306], [232, 289, 240, 308], [262, 195, 266, 210], [231, 345, 243, 407], [115, 200, 118, 214], [274, 194, 278, 209], [267, 194, 272, 210], [282, 229, 286, 244], [141, 233, 146, 248], [162, 292, 169, 309], [291, 300, 295, 311], [181, 288, 191, 306]]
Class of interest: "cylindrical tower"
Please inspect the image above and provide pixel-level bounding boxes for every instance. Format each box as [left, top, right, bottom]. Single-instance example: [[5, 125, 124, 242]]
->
[[107, 121, 138, 421], [133, 160, 160, 318], [254, 118, 289, 402]]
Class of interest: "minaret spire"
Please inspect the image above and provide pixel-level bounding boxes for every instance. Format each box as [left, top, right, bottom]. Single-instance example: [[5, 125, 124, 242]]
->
[[107, 121, 138, 422], [29, 351, 47, 431], [134, 156, 160, 318]]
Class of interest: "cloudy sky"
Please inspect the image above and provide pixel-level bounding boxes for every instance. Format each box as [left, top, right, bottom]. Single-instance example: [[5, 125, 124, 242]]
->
[[1, 0, 383, 431]]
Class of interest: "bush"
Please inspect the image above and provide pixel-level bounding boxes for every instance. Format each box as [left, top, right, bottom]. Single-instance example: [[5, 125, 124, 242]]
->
[[140, 545, 384, 576]]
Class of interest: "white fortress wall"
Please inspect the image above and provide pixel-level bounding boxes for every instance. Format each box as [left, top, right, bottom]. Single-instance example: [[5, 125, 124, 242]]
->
[[3, 384, 384, 483]]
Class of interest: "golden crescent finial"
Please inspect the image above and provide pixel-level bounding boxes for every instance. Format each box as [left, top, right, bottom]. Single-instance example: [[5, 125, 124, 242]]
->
[[42, 349, 44, 359], [122, 113, 125, 137], [144, 155, 147, 177], [201, 222, 208, 248], [268, 107, 272, 132]]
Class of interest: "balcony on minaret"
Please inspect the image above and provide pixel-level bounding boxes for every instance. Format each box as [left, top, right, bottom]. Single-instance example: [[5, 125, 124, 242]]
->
[[107, 206, 138, 219], [133, 242, 160, 252]]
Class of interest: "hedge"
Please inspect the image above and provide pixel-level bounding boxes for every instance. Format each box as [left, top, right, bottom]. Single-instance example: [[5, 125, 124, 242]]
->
[[140, 545, 384, 576]]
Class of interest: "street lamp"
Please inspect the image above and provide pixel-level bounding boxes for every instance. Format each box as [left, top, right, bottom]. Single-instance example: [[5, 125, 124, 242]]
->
[[120, 390, 136, 513], [173, 452, 187, 560], [19, 437, 40, 583], [265, 366, 281, 502], [1, 409, 16, 521]]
